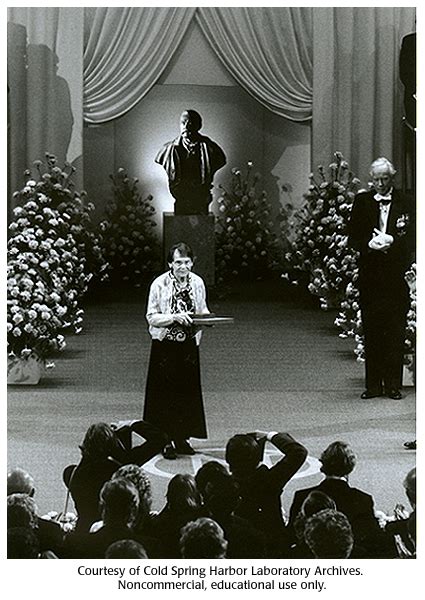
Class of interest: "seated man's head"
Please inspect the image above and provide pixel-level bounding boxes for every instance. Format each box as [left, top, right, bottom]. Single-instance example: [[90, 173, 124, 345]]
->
[[404, 467, 416, 508], [7, 493, 38, 530], [225, 434, 262, 477], [320, 441, 356, 478], [304, 509, 354, 559], [79, 422, 120, 460], [195, 461, 229, 499], [112, 465, 152, 527], [179, 517, 228, 559], [105, 539, 148, 559], [7, 468, 35, 497], [99, 478, 139, 528], [203, 472, 241, 520]]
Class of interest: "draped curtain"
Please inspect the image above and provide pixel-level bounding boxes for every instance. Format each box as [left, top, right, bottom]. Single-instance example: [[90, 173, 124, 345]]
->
[[83, 7, 196, 123], [312, 7, 416, 182], [196, 7, 313, 122], [82, 6, 313, 124]]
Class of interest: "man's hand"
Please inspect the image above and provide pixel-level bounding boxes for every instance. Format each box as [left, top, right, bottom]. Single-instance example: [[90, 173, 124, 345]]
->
[[368, 228, 394, 252]]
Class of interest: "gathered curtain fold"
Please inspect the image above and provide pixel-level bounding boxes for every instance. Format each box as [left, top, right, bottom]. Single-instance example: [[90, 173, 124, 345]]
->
[[83, 6, 313, 124], [196, 7, 313, 122], [83, 7, 196, 123]]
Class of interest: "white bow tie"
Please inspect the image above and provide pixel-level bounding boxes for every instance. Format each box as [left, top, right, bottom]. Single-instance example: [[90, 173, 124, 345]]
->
[[374, 193, 392, 203]]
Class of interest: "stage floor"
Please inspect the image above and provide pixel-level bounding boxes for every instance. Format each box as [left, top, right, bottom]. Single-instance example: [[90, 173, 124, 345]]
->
[[7, 282, 416, 519]]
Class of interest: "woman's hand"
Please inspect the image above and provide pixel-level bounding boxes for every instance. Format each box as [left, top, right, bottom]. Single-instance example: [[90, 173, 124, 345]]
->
[[173, 312, 193, 326]]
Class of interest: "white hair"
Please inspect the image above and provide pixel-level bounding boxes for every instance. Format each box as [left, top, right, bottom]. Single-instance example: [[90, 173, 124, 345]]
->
[[369, 157, 396, 176]]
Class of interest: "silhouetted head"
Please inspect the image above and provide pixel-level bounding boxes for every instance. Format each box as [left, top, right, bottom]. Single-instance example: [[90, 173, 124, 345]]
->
[[225, 434, 262, 477], [179, 517, 227, 558], [166, 474, 202, 513], [195, 460, 229, 498], [320, 441, 356, 477], [7, 493, 38, 529], [105, 539, 148, 559], [79, 422, 118, 460], [7, 468, 35, 497], [99, 477, 139, 528], [112, 464, 152, 527], [304, 509, 354, 559], [404, 467, 416, 508]]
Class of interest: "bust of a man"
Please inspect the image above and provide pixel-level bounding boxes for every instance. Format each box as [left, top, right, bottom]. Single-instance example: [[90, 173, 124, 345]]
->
[[155, 109, 226, 215]]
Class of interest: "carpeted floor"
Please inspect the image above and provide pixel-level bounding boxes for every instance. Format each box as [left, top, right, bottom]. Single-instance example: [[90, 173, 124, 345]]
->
[[7, 280, 416, 519]]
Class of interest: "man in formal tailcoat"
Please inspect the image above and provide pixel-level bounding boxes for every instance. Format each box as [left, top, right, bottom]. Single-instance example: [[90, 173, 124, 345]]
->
[[348, 157, 415, 400]]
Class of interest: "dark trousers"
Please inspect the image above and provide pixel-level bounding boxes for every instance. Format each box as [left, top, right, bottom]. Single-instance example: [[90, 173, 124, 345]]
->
[[361, 294, 408, 391], [114, 420, 168, 465]]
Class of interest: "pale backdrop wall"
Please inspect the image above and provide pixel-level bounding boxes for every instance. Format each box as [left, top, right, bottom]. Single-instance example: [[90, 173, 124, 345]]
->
[[83, 19, 311, 230]]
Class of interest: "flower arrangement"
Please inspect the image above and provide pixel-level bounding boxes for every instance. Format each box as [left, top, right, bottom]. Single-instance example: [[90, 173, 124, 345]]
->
[[281, 152, 361, 309], [335, 263, 416, 374], [7, 154, 107, 365], [99, 168, 160, 287], [215, 162, 280, 283]]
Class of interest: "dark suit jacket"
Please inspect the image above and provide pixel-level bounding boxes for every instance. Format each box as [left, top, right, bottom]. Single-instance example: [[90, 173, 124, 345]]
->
[[233, 433, 307, 555], [347, 188, 415, 302], [288, 478, 396, 557]]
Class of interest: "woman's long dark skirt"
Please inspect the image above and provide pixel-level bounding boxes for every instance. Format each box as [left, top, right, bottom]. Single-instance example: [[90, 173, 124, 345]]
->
[[143, 339, 207, 441]]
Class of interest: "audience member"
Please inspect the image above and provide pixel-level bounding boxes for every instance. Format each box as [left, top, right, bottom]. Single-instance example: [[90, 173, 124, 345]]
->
[[288, 441, 395, 557], [7, 467, 35, 496], [304, 509, 354, 559], [8, 527, 40, 559], [66, 477, 141, 558], [179, 517, 227, 558], [290, 491, 336, 558], [7, 468, 64, 554], [111, 464, 153, 533], [149, 474, 203, 558], [195, 460, 229, 499], [225, 429, 307, 557], [201, 467, 267, 558], [385, 467, 416, 557], [63, 423, 123, 533], [105, 539, 148, 559]]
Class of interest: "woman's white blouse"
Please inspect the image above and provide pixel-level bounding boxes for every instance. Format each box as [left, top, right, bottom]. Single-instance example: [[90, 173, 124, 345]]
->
[[146, 271, 209, 345]]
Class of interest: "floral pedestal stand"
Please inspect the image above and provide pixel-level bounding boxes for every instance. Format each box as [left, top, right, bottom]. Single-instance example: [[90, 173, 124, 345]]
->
[[7, 355, 44, 385]]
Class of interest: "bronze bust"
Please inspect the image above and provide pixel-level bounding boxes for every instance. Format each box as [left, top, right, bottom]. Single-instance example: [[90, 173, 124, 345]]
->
[[155, 110, 226, 215]]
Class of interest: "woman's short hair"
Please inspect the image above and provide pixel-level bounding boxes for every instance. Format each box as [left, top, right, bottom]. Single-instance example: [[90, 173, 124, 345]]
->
[[7, 493, 38, 530], [112, 465, 152, 523], [99, 478, 140, 527], [304, 509, 354, 559], [105, 539, 148, 559], [167, 242, 193, 264], [166, 474, 202, 512], [180, 517, 228, 558], [8, 527, 40, 559], [320, 441, 356, 477], [79, 422, 117, 459]]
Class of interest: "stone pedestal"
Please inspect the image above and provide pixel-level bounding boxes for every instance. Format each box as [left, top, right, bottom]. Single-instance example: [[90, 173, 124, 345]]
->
[[163, 213, 215, 286]]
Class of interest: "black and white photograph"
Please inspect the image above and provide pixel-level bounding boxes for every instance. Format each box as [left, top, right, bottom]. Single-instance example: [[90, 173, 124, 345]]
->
[[5, 1, 419, 595]]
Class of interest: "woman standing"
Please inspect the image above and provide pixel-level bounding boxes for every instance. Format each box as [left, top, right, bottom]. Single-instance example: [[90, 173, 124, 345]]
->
[[143, 242, 209, 459]]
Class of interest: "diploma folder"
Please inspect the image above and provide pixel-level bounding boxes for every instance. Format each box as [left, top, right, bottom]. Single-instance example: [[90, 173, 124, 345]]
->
[[192, 314, 234, 325]]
